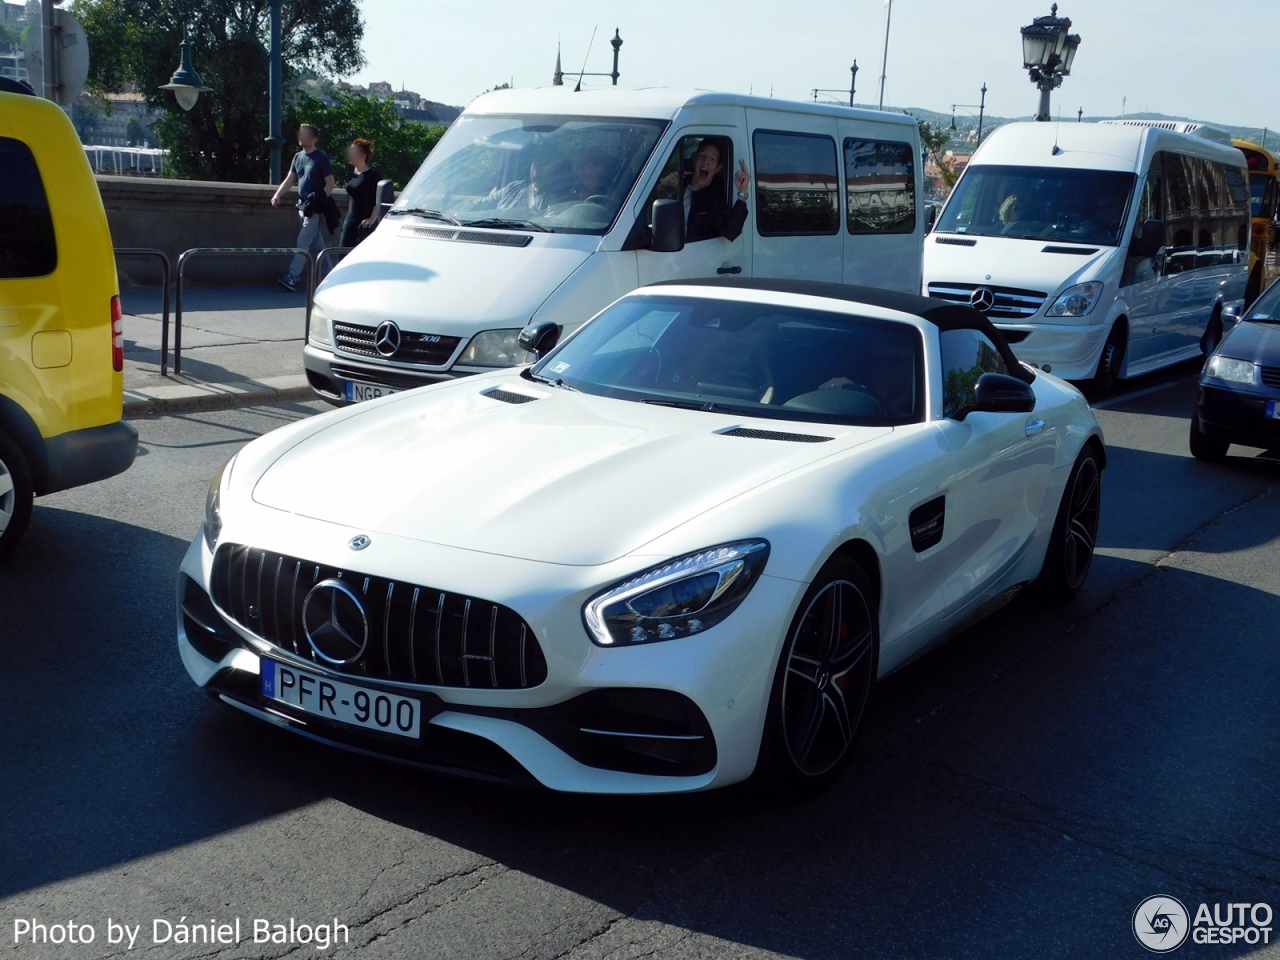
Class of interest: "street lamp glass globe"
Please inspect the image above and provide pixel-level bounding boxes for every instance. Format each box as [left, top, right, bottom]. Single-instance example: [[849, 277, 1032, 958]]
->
[[1021, 30, 1052, 69], [174, 87, 200, 111], [1061, 34, 1081, 75]]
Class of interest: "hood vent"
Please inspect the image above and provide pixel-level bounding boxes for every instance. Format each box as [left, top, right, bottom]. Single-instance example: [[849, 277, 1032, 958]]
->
[[721, 427, 833, 443], [934, 236, 977, 247], [399, 224, 533, 248], [1042, 245, 1099, 255], [483, 387, 540, 405]]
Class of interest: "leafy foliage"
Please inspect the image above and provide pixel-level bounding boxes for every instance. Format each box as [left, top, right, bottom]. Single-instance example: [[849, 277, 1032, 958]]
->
[[286, 90, 446, 189], [917, 119, 959, 192], [70, 0, 365, 182]]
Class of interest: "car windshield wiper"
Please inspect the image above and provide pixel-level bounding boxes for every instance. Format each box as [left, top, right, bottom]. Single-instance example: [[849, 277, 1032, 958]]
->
[[388, 207, 461, 225], [528, 372, 579, 391], [462, 218, 550, 232], [640, 397, 729, 412]]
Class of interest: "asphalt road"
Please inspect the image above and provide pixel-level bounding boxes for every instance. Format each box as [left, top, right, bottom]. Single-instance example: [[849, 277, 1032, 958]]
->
[[2, 364, 1278, 960]]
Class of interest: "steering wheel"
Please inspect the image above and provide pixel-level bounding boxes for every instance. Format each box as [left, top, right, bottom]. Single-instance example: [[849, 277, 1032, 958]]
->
[[584, 194, 611, 206]]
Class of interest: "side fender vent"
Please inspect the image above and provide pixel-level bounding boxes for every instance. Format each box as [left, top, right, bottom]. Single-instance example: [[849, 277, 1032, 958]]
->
[[720, 427, 833, 443], [483, 388, 539, 405], [909, 496, 946, 552]]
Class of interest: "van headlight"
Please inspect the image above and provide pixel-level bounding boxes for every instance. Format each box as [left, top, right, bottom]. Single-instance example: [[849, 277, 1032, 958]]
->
[[1045, 281, 1105, 317], [459, 329, 536, 367], [1205, 355, 1256, 384], [583, 541, 770, 646], [309, 303, 332, 346], [203, 458, 232, 552]]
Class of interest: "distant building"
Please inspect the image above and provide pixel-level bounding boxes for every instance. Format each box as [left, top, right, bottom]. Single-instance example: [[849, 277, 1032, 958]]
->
[[72, 90, 161, 148], [330, 79, 460, 125]]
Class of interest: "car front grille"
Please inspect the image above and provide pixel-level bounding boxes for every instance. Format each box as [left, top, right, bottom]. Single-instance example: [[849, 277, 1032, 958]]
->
[[332, 322, 461, 366], [927, 282, 1048, 319], [1260, 366, 1280, 388], [210, 543, 547, 689]]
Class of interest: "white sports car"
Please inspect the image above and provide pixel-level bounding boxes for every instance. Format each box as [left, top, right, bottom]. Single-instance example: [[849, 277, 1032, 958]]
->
[[177, 280, 1104, 795]]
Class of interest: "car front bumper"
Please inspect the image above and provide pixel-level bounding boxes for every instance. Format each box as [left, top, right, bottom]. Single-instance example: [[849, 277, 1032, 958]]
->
[[176, 520, 800, 794], [303, 344, 499, 404], [1197, 382, 1280, 450], [991, 322, 1110, 382]]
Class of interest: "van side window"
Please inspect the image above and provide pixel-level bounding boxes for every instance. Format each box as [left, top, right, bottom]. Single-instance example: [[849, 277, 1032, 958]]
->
[[939, 328, 1008, 419], [1122, 154, 1163, 287], [642, 134, 732, 241], [1162, 152, 1197, 275], [0, 137, 56, 279], [752, 130, 840, 236], [843, 138, 915, 234]]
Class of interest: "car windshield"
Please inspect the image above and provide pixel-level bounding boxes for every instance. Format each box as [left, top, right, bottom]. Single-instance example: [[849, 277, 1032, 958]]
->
[[937, 164, 1136, 247], [531, 294, 924, 426], [1245, 282, 1280, 323], [390, 114, 668, 235]]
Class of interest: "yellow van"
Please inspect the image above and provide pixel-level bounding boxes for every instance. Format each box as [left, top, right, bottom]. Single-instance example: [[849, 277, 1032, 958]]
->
[[0, 81, 136, 560]]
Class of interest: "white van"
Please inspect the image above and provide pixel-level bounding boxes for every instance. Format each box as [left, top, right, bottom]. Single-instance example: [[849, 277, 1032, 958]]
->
[[923, 121, 1250, 393], [305, 88, 925, 402]]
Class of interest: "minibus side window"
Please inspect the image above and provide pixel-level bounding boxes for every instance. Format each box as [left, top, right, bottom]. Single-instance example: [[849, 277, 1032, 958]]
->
[[1163, 153, 1197, 275], [1123, 154, 1164, 287], [752, 130, 840, 236], [642, 134, 733, 242], [844, 138, 915, 235], [0, 137, 56, 279]]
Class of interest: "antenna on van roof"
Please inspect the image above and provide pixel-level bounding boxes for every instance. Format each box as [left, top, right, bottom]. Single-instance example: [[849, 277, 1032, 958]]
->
[[574, 27, 598, 92], [1052, 116, 1062, 155]]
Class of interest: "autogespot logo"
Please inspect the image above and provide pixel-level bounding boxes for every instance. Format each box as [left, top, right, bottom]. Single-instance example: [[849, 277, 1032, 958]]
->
[[1133, 896, 1190, 953]]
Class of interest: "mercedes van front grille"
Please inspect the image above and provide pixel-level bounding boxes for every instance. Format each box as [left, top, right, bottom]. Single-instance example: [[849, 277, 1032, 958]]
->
[[332, 322, 460, 366], [927, 282, 1048, 319]]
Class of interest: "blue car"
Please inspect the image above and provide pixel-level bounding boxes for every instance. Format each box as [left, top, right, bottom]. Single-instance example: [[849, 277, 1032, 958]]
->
[[1191, 282, 1280, 460]]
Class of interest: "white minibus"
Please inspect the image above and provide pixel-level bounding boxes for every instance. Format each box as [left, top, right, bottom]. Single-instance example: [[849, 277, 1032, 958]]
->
[[305, 88, 926, 402], [923, 120, 1250, 394]]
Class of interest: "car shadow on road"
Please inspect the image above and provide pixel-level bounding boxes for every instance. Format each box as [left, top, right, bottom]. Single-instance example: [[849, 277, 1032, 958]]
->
[[4, 497, 1278, 957]]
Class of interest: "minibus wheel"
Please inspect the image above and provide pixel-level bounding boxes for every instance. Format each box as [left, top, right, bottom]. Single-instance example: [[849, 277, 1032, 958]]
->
[[1090, 321, 1127, 399], [0, 428, 34, 562]]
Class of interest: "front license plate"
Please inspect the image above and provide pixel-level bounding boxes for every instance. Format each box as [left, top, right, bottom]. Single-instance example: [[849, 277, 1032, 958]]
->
[[1267, 401, 1280, 420], [260, 658, 421, 738], [345, 380, 398, 403]]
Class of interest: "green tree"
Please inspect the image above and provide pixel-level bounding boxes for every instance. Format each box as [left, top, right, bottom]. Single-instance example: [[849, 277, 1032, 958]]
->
[[70, 0, 365, 182], [917, 119, 959, 193], [287, 90, 446, 189]]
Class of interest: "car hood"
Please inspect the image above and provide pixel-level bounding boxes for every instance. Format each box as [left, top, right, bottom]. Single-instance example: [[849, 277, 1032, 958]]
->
[[923, 233, 1117, 300], [251, 380, 890, 565], [1219, 319, 1280, 363], [314, 226, 597, 335]]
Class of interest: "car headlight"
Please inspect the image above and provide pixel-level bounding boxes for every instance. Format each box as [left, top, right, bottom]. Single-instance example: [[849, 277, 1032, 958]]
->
[[459, 328, 536, 367], [1205, 355, 1256, 384], [583, 540, 770, 646], [1045, 281, 1105, 318], [309, 302, 332, 346], [203, 458, 231, 552]]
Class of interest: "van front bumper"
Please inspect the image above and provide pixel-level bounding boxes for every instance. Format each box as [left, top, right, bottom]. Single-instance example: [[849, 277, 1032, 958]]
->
[[42, 419, 138, 495], [303, 344, 472, 403], [992, 322, 1110, 382]]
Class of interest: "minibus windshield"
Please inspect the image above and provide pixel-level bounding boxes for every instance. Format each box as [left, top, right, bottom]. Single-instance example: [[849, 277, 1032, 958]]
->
[[391, 115, 668, 235], [936, 165, 1135, 247]]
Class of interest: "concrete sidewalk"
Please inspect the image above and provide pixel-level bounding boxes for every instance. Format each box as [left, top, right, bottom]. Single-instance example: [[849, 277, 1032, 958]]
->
[[119, 284, 316, 416]]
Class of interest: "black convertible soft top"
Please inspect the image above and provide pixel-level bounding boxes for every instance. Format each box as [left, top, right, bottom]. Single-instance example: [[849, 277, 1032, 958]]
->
[[649, 277, 1033, 382]]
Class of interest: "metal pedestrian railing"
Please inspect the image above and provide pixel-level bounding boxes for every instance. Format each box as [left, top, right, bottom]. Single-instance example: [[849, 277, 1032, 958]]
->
[[113, 248, 172, 376], [173, 247, 316, 376]]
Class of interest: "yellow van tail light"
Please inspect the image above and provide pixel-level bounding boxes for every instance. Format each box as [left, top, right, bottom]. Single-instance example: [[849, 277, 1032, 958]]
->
[[111, 296, 123, 372]]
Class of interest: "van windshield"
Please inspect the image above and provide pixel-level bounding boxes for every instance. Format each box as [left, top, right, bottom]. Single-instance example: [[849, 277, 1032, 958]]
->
[[936, 165, 1135, 247], [391, 114, 668, 235]]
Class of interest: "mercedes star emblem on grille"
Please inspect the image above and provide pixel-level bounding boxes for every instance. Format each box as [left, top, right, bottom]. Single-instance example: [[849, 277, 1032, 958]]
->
[[302, 579, 369, 666], [968, 287, 996, 313], [373, 321, 402, 357], [349, 534, 371, 551]]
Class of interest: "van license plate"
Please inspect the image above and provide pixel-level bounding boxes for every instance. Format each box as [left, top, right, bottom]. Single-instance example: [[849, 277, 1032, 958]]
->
[[345, 380, 398, 403], [260, 658, 421, 738]]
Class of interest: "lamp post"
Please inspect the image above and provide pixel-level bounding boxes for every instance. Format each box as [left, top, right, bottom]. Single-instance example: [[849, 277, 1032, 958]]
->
[[811, 63, 858, 108], [265, 0, 283, 184], [950, 83, 989, 147], [1020, 4, 1080, 122], [159, 29, 212, 112]]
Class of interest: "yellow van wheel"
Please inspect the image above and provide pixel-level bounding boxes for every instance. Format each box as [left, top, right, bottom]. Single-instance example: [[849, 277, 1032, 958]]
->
[[0, 429, 34, 562]]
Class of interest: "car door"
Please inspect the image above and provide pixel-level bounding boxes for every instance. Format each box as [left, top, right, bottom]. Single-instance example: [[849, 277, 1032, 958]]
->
[[1121, 155, 1164, 365], [635, 110, 752, 286], [745, 109, 843, 282], [931, 328, 1056, 615], [1153, 152, 1200, 360]]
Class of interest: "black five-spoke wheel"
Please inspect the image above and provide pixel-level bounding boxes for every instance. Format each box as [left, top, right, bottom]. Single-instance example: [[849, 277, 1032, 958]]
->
[[1036, 444, 1103, 602], [757, 556, 878, 794]]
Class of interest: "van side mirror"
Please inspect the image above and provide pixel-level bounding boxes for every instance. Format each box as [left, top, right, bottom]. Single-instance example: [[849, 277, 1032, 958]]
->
[[925, 203, 938, 232], [963, 373, 1036, 417], [377, 178, 396, 215], [518, 320, 559, 359], [650, 199, 685, 253], [1132, 218, 1164, 259]]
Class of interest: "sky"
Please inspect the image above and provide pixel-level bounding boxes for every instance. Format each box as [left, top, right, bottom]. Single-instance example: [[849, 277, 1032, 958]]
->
[[347, 0, 1280, 133]]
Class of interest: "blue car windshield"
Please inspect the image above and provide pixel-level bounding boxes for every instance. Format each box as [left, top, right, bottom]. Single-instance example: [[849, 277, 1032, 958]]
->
[[530, 295, 924, 426], [1246, 283, 1280, 323]]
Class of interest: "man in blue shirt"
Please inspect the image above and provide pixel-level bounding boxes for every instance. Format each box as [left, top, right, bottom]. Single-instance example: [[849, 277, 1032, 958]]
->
[[270, 123, 336, 291]]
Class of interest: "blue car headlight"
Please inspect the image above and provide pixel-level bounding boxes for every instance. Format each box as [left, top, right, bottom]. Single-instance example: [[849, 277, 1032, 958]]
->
[[583, 540, 770, 646]]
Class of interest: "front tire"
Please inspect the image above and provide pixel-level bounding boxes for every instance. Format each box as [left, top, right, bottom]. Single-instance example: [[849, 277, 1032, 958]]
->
[[1089, 323, 1127, 399], [1034, 444, 1102, 603], [1189, 409, 1229, 462], [755, 555, 878, 797], [0, 429, 34, 563]]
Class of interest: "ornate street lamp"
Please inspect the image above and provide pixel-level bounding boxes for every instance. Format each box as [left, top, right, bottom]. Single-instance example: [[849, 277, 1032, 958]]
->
[[159, 31, 212, 111], [1020, 4, 1080, 121]]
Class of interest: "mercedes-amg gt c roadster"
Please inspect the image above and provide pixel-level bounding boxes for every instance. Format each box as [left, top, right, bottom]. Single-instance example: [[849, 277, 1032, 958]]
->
[[177, 279, 1105, 795]]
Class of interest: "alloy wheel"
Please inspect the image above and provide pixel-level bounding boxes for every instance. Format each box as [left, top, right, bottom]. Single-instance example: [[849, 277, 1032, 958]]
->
[[0, 456, 14, 536], [1063, 456, 1101, 589], [781, 579, 874, 776]]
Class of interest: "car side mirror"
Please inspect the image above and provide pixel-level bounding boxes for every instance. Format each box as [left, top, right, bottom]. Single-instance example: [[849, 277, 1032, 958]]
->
[[924, 203, 938, 232], [964, 373, 1036, 417], [518, 320, 559, 359], [650, 199, 685, 253], [1132, 218, 1164, 259], [377, 178, 396, 216]]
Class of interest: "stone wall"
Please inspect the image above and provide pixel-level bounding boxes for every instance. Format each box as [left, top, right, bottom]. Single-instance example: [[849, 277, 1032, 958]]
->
[[97, 176, 356, 286]]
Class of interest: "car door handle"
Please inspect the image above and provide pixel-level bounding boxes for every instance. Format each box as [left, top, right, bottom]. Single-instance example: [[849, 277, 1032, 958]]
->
[[717, 265, 742, 274], [1024, 418, 1046, 438]]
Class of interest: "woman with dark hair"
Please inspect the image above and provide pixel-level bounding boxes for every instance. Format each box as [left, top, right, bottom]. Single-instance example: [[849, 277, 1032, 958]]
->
[[340, 138, 382, 247]]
